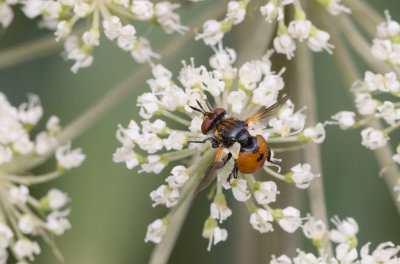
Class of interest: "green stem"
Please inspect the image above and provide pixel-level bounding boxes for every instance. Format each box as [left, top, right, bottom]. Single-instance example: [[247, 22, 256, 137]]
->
[[162, 110, 191, 127], [6, 171, 61, 185], [267, 136, 300, 143], [264, 166, 285, 181], [343, 0, 382, 37], [0, 26, 85, 70], [295, 40, 332, 256]]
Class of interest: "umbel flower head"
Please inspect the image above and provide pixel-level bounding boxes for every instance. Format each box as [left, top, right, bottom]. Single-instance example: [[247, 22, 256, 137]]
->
[[113, 46, 324, 250], [3, 0, 187, 72], [0, 92, 85, 263]]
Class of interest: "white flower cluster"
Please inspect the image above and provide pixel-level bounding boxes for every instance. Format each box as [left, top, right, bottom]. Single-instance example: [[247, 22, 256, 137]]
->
[[332, 71, 399, 150], [113, 45, 326, 250], [371, 11, 400, 67], [271, 216, 400, 264], [195, 0, 249, 46], [0, 92, 85, 263], [5, 0, 186, 72], [272, 7, 334, 60]]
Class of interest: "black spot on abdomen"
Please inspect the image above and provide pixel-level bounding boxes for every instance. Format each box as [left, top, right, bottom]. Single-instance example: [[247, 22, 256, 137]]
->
[[257, 153, 264, 162]]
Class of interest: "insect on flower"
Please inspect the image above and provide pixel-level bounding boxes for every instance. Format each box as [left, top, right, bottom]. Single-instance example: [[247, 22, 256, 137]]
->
[[189, 95, 289, 196]]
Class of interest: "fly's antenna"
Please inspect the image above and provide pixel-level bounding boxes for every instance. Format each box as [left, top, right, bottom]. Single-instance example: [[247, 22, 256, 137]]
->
[[204, 98, 213, 111], [190, 100, 207, 115]]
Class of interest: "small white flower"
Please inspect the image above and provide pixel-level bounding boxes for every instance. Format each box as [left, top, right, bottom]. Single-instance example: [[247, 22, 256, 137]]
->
[[154, 2, 187, 34], [103, 16, 122, 40], [273, 34, 296, 60], [377, 10, 400, 38], [376, 101, 400, 126], [326, 0, 351, 15], [130, 0, 154, 20], [293, 250, 320, 264], [21, 0, 43, 19], [238, 60, 264, 90], [270, 254, 293, 264], [45, 209, 71, 235], [231, 179, 250, 202], [289, 163, 319, 189], [209, 44, 237, 73], [55, 20, 71, 42], [73, 0, 91, 17], [46, 115, 61, 134], [82, 29, 100, 46], [393, 145, 400, 164], [371, 39, 393, 62], [210, 193, 232, 223], [145, 218, 168, 243], [165, 165, 189, 188], [202, 218, 228, 251], [332, 111, 356, 129], [335, 243, 358, 263], [150, 185, 179, 208], [0, 223, 13, 249], [195, 20, 224, 46], [140, 155, 165, 173], [137, 92, 160, 119], [13, 239, 41, 261], [113, 145, 140, 169], [360, 241, 400, 263], [361, 127, 389, 150], [303, 123, 326, 143], [34, 131, 57, 155], [250, 208, 273, 233], [226, 1, 246, 25], [117, 24, 137, 51], [355, 93, 378, 116], [288, 20, 312, 41], [254, 181, 279, 205], [163, 131, 187, 151], [131, 37, 160, 64], [141, 119, 166, 134], [278, 206, 301, 233], [0, 146, 12, 165], [227, 90, 246, 114], [0, 3, 13, 28], [9, 185, 29, 204], [18, 93, 43, 126], [138, 133, 164, 153], [302, 215, 326, 241], [330, 216, 359, 244], [12, 136, 34, 155], [47, 189, 69, 210], [307, 29, 334, 54], [201, 70, 225, 97], [55, 142, 86, 169], [18, 215, 37, 235]]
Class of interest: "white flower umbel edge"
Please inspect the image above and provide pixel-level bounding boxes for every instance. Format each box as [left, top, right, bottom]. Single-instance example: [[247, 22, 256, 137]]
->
[[324, 8, 400, 214]]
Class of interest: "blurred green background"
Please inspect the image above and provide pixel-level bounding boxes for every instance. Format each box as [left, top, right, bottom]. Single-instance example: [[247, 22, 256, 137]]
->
[[1, 0, 400, 263]]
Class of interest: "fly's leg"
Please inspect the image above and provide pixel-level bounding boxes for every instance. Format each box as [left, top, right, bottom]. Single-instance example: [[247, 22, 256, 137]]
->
[[188, 137, 219, 148], [266, 148, 282, 173], [227, 161, 238, 183]]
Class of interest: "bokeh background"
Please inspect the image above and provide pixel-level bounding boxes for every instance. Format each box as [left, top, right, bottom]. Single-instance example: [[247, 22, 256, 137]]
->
[[1, 0, 400, 263]]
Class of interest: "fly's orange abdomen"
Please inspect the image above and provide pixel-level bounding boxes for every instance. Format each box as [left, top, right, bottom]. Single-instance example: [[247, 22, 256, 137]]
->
[[236, 135, 268, 173]]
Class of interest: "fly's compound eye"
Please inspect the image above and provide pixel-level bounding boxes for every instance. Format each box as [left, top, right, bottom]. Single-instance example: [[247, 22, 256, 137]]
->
[[201, 118, 213, 135]]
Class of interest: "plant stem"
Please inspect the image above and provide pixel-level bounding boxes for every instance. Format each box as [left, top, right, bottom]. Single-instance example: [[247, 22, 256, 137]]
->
[[295, 41, 332, 256], [329, 18, 400, 215], [344, 0, 382, 37], [0, 26, 84, 70]]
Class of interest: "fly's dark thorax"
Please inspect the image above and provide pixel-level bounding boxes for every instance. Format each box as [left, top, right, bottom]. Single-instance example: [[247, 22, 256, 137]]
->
[[215, 118, 250, 146]]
